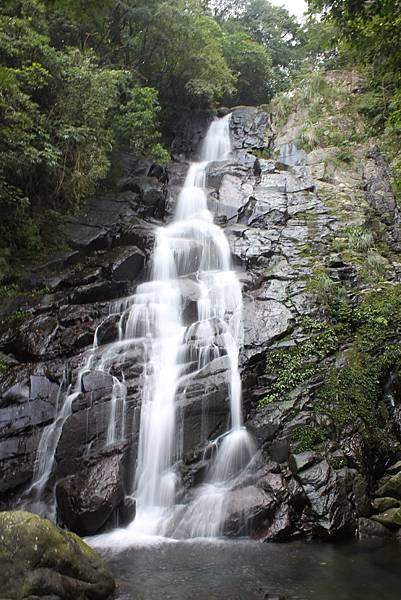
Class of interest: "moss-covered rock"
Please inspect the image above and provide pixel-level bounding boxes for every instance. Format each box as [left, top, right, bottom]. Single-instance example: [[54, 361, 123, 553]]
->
[[371, 507, 401, 530], [0, 511, 115, 599], [376, 472, 401, 500], [372, 497, 401, 512]]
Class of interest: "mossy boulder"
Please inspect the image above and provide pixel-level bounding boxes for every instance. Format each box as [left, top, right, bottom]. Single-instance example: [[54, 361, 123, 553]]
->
[[371, 508, 401, 530], [372, 497, 401, 512], [0, 511, 115, 599], [376, 472, 401, 500]]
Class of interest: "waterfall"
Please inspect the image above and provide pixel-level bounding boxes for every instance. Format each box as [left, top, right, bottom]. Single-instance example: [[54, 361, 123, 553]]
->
[[27, 114, 254, 543], [90, 113, 254, 547]]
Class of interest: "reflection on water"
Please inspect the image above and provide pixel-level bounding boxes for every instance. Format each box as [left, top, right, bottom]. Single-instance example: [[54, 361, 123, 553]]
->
[[101, 539, 401, 600]]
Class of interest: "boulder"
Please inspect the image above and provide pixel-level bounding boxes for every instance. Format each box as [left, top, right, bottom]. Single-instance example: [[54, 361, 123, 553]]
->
[[0, 510, 115, 599], [372, 497, 401, 512], [81, 370, 114, 394], [107, 246, 146, 281], [260, 504, 293, 541], [376, 472, 401, 500], [223, 485, 276, 536], [230, 107, 271, 150], [371, 508, 401, 530], [56, 454, 125, 536], [289, 451, 316, 474], [358, 517, 395, 540]]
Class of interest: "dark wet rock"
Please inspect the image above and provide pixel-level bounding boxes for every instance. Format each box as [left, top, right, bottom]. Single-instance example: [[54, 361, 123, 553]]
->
[[68, 280, 130, 304], [0, 510, 115, 599], [289, 451, 317, 474], [260, 504, 293, 541], [297, 464, 369, 538], [56, 454, 125, 535], [376, 472, 401, 500], [95, 314, 120, 346], [81, 371, 114, 394], [387, 460, 401, 475], [170, 110, 214, 160], [119, 495, 136, 526], [358, 517, 395, 540], [223, 485, 276, 536], [12, 315, 59, 360], [177, 358, 231, 455], [107, 246, 146, 281], [269, 439, 291, 464], [371, 508, 401, 530]]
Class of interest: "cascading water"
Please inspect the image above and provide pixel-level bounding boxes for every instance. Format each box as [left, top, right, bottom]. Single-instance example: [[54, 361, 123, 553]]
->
[[26, 114, 254, 544], [91, 113, 255, 546]]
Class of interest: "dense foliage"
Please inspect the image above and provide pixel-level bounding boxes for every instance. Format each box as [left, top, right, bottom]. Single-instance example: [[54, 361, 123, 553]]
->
[[307, 0, 401, 193], [2, 0, 399, 279], [0, 0, 304, 278]]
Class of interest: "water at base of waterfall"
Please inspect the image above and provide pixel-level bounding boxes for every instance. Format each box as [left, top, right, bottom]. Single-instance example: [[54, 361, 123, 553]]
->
[[100, 539, 401, 600]]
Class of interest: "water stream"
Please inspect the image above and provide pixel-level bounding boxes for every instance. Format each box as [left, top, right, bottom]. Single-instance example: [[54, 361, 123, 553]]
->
[[90, 113, 255, 545], [24, 114, 255, 543]]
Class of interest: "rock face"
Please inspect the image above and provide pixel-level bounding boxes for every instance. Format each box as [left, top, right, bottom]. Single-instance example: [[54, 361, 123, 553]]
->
[[0, 94, 400, 542], [56, 453, 128, 536], [0, 511, 115, 599]]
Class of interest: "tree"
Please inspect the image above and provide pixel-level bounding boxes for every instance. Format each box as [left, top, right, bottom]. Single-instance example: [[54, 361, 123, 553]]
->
[[105, 0, 235, 107], [0, 0, 168, 276], [307, 1, 401, 83], [223, 0, 305, 93], [222, 31, 273, 105]]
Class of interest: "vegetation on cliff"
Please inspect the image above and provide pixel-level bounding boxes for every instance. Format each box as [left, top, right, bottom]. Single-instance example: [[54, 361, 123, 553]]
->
[[0, 0, 304, 279]]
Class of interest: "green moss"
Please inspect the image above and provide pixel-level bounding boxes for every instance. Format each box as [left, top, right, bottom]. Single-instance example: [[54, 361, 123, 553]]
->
[[0, 309, 31, 325], [335, 148, 354, 164], [329, 456, 347, 470], [307, 268, 347, 307], [260, 284, 401, 459], [252, 147, 272, 160], [316, 344, 401, 453], [259, 325, 339, 407], [0, 361, 6, 373], [292, 424, 330, 452], [0, 281, 49, 300], [0, 282, 20, 299], [314, 284, 401, 454]]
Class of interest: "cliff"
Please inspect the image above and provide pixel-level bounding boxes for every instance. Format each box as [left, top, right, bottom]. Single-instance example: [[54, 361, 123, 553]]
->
[[1, 72, 400, 542]]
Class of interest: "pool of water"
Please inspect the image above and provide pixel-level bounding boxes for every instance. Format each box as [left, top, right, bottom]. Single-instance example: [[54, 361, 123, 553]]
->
[[100, 538, 401, 600]]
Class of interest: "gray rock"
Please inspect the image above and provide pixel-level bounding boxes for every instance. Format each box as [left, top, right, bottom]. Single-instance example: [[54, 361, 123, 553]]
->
[[244, 299, 293, 352], [289, 451, 316, 474], [81, 371, 114, 394], [230, 107, 272, 151], [223, 485, 276, 536]]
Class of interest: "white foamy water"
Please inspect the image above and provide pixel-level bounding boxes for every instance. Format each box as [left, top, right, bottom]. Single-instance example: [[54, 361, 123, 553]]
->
[[91, 114, 255, 547], [27, 114, 255, 545]]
